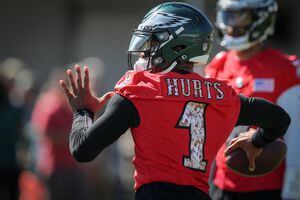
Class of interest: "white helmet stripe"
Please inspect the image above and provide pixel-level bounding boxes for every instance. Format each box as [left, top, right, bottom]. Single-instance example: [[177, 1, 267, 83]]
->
[[189, 55, 210, 65], [175, 26, 185, 35], [159, 61, 178, 74], [160, 26, 184, 48], [160, 35, 173, 48]]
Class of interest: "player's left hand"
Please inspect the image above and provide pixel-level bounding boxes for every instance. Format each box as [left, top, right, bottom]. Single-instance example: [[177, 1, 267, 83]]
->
[[59, 65, 114, 113], [224, 129, 263, 171]]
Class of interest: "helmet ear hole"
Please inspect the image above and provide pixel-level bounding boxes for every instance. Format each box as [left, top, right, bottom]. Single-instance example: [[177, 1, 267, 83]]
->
[[172, 45, 187, 52]]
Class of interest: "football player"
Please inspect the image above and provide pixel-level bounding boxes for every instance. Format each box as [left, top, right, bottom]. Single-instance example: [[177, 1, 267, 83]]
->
[[206, 0, 300, 199], [60, 2, 290, 199]]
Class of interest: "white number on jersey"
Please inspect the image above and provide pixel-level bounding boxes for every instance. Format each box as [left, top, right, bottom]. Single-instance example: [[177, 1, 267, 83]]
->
[[177, 101, 207, 171]]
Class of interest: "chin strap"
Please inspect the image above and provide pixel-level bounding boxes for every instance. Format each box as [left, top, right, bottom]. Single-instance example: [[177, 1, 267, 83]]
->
[[158, 54, 210, 74], [158, 60, 178, 74]]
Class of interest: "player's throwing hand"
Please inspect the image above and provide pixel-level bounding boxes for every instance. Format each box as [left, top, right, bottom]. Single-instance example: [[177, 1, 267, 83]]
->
[[225, 129, 263, 171], [59, 65, 114, 113]]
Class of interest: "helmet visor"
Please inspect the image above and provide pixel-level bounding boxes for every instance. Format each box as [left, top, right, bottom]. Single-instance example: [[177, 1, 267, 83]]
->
[[129, 31, 163, 52], [129, 33, 152, 52], [217, 10, 253, 37], [128, 31, 161, 70], [217, 10, 253, 27]]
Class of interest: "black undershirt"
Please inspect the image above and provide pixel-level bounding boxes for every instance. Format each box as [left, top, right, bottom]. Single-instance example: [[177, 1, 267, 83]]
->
[[69, 94, 290, 162], [236, 95, 290, 148]]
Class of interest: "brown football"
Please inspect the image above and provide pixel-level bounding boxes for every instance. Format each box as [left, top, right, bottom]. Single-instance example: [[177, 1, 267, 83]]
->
[[225, 139, 287, 177]]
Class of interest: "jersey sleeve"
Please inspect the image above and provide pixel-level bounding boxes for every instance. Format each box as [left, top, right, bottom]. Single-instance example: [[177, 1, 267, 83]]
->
[[276, 55, 300, 94], [205, 51, 227, 78], [69, 94, 139, 162], [114, 70, 141, 99], [115, 70, 138, 92]]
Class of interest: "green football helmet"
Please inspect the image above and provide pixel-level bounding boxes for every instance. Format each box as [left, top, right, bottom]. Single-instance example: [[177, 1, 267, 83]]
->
[[128, 2, 213, 73]]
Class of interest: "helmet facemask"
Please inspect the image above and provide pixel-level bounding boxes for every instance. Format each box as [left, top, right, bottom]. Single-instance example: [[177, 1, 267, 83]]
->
[[217, 9, 256, 50], [216, 0, 278, 51], [128, 30, 169, 72]]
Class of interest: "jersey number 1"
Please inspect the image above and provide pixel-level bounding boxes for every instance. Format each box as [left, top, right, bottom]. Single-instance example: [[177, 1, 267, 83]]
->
[[177, 101, 207, 171]]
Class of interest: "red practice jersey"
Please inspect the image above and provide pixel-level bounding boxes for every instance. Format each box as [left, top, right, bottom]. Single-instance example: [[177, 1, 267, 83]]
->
[[206, 48, 300, 192], [115, 70, 241, 193]]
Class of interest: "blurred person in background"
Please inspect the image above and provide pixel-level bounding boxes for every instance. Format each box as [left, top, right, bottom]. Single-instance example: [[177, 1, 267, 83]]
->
[[205, 0, 300, 199], [0, 58, 49, 200], [60, 2, 290, 200], [1, 59, 39, 172], [0, 58, 37, 111], [0, 58, 28, 200], [30, 67, 87, 200]]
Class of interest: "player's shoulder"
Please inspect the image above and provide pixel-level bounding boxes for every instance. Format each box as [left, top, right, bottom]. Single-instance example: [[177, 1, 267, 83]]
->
[[205, 51, 229, 78], [267, 48, 300, 79], [115, 70, 141, 89], [287, 55, 300, 78], [266, 48, 295, 66], [207, 51, 228, 68], [212, 51, 229, 61], [114, 70, 161, 99]]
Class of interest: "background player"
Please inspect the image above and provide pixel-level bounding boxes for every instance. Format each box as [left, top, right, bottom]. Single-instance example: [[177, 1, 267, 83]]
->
[[206, 0, 300, 199], [60, 2, 290, 199]]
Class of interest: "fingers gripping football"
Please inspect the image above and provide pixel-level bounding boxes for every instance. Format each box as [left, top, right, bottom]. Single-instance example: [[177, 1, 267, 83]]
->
[[225, 129, 262, 171]]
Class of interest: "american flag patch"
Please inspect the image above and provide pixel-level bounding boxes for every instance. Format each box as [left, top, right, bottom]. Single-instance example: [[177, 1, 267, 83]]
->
[[253, 78, 274, 92]]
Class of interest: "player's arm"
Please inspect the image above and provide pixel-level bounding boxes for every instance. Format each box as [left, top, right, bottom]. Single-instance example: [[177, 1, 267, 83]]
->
[[236, 95, 291, 148], [59, 65, 140, 162], [225, 95, 291, 171], [69, 94, 139, 162]]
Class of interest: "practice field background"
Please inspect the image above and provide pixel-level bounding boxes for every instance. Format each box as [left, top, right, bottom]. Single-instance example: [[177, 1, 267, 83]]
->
[[0, 0, 299, 200], [0, 0, 299, 87]]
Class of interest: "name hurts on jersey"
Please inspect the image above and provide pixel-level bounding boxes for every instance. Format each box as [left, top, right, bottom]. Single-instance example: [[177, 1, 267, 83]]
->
[[165, 78, 225, 100]]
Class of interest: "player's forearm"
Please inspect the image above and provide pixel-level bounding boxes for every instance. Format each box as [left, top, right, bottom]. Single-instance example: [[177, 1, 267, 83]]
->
[[69, 108, 100, 162], [237, 95, 291, 148], [69, 94, 139, 162]]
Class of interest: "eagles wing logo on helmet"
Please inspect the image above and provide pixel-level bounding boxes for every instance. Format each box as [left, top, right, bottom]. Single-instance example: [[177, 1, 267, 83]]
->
[[141, 12, 191, 29]]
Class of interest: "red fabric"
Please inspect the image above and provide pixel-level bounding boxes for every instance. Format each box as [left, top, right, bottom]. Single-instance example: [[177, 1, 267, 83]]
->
[[206, 48, 300, 192], [115, 70, 241, 193], [19, 171, 47, 200], [31, 89, 76, 176]]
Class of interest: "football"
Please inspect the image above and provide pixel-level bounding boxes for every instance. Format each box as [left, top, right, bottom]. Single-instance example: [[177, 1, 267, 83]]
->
[[225, 139, 287, 177]]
